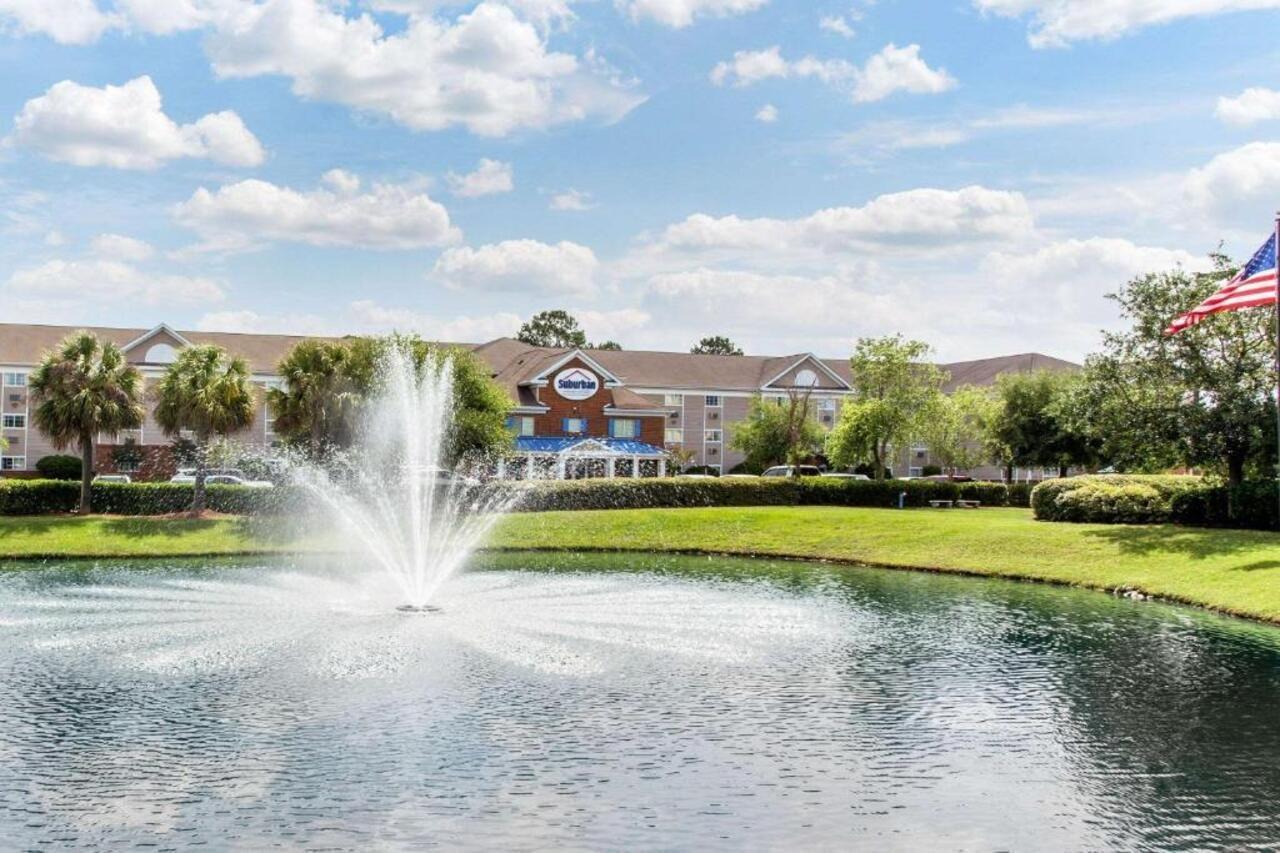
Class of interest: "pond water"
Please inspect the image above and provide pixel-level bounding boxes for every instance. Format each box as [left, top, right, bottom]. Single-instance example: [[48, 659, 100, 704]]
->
[[1, 552, 1279, 850]]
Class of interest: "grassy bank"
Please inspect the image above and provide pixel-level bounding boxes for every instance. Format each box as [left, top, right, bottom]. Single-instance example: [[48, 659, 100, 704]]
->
[[3, 507, 1280, 623]]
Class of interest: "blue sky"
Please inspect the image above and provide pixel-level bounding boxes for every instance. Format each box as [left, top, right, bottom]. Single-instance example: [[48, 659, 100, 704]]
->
[[2, 0, 1280, 361]]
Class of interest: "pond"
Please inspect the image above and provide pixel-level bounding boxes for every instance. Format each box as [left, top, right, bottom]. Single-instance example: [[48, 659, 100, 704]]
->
[[1, 551, 1278, 850]]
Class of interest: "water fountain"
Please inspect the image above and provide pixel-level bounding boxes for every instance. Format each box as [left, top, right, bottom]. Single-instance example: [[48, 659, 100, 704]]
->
[[293, 346, 523, 611]]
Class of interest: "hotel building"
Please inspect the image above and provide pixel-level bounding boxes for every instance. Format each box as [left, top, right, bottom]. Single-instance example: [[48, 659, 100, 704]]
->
[[0, 322, 1077, 480]]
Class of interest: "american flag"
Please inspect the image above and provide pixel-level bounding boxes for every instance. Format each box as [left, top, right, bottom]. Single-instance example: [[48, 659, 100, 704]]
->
[[1166, 232, 1278, 335]]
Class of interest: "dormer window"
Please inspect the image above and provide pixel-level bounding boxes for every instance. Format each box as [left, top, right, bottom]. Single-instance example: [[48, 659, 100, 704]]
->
[[145, 343, 179, 364]]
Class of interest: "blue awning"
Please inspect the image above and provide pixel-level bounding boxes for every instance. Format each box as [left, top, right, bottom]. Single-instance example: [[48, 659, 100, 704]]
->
[[513, 436, 667, 457]]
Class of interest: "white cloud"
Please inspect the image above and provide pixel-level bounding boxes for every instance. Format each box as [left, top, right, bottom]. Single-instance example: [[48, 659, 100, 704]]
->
[[1216, 87, 1280, 126], [973, 0, 1280, 48], [549, 188, 596, 210], [621, 0, 768, 28], [432, 239, 598, 295], [194, 309, 334, 336], [447, 158, 514, 198], [982, 238, 1207, 286], [5, 258, 224, 306], [90, 232, 155, 261], [640, 267, 894, 354], [349, 300, 525, 342], [0, 0, 122, 45], [754, 103, 778, 123], [711, 43, 955, 103], [1184, 141, 1280, 229], [654, 186, 1034, 254], [9, 75, 265, 169], [172, 173, 461, 252], [204, 0, 644, 137], [819, 15, 855, 37]]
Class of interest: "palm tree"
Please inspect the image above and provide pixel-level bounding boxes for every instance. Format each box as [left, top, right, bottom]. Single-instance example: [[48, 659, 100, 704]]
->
[[154, 345, 257, 513], [28, 331, 145, 514], [266, 339, 357, 458]]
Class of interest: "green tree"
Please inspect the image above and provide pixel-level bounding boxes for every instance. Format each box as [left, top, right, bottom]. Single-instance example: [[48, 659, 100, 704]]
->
[[154, 345, 257, 513], [28, 331, 145, 513], [989, 370, 1096, 480], [826, 336, 945, 479], [266, 339, 358, 458], [516, 310, 588, 348], [919, 385, 998, 474], [592, 340, 623, 351], [1069, 256, 1274, 486], [691, 336, 744, 356], [302, 334, 511, 465], [730, 393, 824, 472]]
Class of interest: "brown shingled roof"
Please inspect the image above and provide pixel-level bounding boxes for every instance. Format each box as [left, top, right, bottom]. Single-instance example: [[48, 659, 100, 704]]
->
[[0, 323, 1079, 394]]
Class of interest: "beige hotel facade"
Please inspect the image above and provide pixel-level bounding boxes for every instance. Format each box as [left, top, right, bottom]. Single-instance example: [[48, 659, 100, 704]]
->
[[0, 322, 1078, 481]]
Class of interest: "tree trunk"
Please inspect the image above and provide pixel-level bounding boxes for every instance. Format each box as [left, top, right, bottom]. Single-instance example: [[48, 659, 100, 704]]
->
[[1227, 452, 1246, 489], [192, 438, 208, 514], [1058, 465, 1069, 478], [1004, 463, 1014, 483], [79, 433, 94, 515]]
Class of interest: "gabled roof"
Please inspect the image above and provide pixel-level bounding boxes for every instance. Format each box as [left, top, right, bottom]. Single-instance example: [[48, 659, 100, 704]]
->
[[759, 353, 852, 391], [121, 323, 191, 353]]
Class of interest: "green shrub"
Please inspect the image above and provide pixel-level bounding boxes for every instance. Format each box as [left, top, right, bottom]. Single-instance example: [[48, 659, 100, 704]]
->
[[0, 479, 303, 516], [795, 477, 1008, 508], [921, 465, 943, 477], [1032, 475, 1208, 524], [1170, 481, 1279, 531], [1006, 483, 1034, 508], [514, 478, 801, 512], [35, 455, 82, 480], [0, 479, 80, 514]]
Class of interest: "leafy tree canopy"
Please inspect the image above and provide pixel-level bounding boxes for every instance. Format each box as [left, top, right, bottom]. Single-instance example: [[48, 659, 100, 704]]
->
[[826, 335, 945, 479], [516, 310, 588, 349], [28, 331, 145, 513], [730, 394, 825, 471], [691, 336, 744, 356], [1069, 254, 1275, 485]]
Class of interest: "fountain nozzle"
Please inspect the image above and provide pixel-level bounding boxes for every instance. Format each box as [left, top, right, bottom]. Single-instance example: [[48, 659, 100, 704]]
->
[[396, 604, 443, 614]]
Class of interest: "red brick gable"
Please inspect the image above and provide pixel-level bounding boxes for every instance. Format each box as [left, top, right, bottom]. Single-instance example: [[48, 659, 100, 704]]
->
[[528, 356, 663, 445]]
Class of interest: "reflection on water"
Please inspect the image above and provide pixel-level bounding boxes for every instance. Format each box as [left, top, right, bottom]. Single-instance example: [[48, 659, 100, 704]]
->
[[1, 552, 1279, 850]]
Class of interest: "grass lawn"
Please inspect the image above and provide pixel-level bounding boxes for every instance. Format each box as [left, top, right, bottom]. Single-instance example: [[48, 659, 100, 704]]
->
[[4, 506, 1280, 623]]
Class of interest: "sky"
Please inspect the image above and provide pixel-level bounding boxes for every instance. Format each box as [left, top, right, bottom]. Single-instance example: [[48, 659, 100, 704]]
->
[[2, 1, 1280, 362]]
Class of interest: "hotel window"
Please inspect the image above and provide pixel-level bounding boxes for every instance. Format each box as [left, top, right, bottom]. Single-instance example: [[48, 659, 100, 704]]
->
[[505, 416, 536, 437], [3, 372, 26, 387], [704, 395, 721, 407], [818, 398, 837, 413], [909, 466, 923, 478], [1, 456, 25, 470], [912, 443, 928, 459], [562, 417, 587, 435], [610, 418, 639, 439], [2, 414, 25, 429], [705, 429, 722, 443], [665, 428, 683, 444], [664, 394, 682, 407]]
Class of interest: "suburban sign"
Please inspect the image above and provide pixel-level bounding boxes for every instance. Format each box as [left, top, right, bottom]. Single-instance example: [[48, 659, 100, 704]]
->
[[554, 367, 599, 400]]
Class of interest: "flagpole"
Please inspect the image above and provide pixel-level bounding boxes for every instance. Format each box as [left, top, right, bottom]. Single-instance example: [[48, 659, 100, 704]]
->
[[1274, 211, 1280, 527]]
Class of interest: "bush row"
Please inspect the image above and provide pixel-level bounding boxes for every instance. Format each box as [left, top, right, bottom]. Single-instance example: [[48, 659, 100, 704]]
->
[[513, 477, 1013, 512], [0, 480, 300, 516], [1, 476, 1020, 517], [1030, 475, 1279, 530]]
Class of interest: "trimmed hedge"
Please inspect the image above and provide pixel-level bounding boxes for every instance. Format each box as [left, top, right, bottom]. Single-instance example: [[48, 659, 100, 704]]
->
[[1030, 474, 1280, 530], [35, 455, 82, 480], [0, 479, 301, 516], [1, 476, 1016, 517]]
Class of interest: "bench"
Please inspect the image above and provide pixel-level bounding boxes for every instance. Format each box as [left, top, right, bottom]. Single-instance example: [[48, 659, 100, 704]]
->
[[928, 500, 954, 508], [957, 500, 981, 509]]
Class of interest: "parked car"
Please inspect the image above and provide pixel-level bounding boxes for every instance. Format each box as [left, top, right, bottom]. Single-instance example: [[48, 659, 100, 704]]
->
[[761, 465, 823, 478], [920, 474, 974, 482], [821, 472, 870, 481], [677, 473, 717, 479], [93, 473, 132, 484], [169, 473, 274, 488]]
